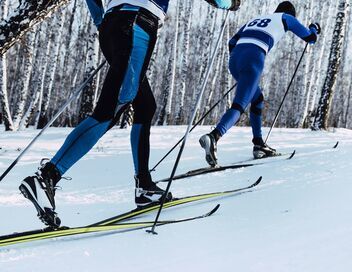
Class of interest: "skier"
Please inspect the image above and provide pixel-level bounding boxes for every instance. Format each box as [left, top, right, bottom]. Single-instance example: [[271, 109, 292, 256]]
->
[[200, 1, 321, 167], [18, 0, 241, 227]]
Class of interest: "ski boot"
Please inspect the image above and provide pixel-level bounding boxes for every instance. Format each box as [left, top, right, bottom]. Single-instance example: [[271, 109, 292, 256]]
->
[[252, 137, 279, 159], [19, 161, 62, 228], [199, 130, 221, 167], [135, 172, 173, 207]]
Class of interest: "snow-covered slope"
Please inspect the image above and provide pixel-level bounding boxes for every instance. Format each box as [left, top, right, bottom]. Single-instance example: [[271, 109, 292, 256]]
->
[[0, 126, 351, 272]]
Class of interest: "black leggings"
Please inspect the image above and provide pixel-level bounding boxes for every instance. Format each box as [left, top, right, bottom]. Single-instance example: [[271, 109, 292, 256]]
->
[[51, 7, 159, 176]]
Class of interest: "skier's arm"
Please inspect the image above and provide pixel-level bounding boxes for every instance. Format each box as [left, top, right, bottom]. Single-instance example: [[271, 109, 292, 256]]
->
[[85, 0, 105, 27], [282, 14, 319, 44], [203, 0, 241, 11], [228, 25, 245, 51]]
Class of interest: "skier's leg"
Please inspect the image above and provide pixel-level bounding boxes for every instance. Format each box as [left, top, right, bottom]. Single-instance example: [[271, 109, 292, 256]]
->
[[131, 78, 172, 206], [215, 65, 264, 136], [199, 69, 259, 166], [200, 45, 265, 166], [131, 78, 155, 179], [19, 53, 132, 228], [19, 9, 160, 224], [249, 86, 278, 158], [50, 9, 158, 177], [250, 89, 278, 158], [250, 88, 264, 139]]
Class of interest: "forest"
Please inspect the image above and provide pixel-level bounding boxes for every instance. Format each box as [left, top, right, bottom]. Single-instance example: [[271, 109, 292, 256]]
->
[[0, 0, 351, 131]]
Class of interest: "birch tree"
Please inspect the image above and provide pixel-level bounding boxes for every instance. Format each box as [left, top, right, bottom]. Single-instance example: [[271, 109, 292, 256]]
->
[[175, 1, 193, 124], [0, 0, 70, 56], [157, 0, 180, 125], [78, 21, 100, 122], [312, 0, 349, 130], [12, 31, 36, 130], [0, 0, 14, 130], [37, 10, 67, 128]]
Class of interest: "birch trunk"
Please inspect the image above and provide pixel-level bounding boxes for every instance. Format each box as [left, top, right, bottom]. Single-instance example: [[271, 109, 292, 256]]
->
[[78, 22, 100, 122], [175, 1, 192, 125], [12, 30, 36, 130], [157, 0, 179, 125], [0, 0, 70, 56], [37, 10, 67, 129], [312, 0, 349, 130], [0, 0, 13, 130]]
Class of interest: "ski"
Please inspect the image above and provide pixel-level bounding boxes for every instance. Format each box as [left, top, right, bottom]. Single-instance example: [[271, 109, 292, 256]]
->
[[156, 151, 295, 183], [92, 176, 261, 226], [0, 176, 261, 247], [0, 205, 220, 247]]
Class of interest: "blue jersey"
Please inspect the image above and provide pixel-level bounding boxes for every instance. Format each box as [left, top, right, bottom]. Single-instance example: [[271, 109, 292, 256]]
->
[[86, 0, 236, 26], [229, 13, 318, 53]]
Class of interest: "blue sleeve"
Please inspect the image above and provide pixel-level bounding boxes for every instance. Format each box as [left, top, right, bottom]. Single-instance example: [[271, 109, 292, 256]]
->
[[204, 0, 239, 10], [228, 25, 245, 51], [85, 0, 105, 27], [283, 14, 317, 44], [214, 0, 235, 9]]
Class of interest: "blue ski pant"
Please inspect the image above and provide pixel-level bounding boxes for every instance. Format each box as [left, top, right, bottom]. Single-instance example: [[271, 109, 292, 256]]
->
[[216, 43, 266, 138], [51, 6, 158, 177]]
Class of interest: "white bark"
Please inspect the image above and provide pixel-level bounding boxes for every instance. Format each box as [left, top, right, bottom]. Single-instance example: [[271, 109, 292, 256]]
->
[[37, 10, 67, 128], [312, 0, 349, 130], [175, 1, 193, 124], [12, 30, 36, 130], [0, 0, 71, 56]]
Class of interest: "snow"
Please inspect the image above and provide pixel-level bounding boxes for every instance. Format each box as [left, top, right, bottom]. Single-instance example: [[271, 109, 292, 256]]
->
[[0, 125, 352, 272]]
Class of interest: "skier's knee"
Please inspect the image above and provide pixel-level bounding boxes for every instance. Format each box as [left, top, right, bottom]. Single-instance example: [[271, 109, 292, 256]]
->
[[231, 103, 245, 114], [250, 94, 264, 115], [91, 108, 114, 122], [133, 99, 156, 124], [250, 105, 262, 115]]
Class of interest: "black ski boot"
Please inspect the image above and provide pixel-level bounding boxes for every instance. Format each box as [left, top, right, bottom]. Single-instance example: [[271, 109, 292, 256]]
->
[[199, 129, 221, 167], [135, 172, 173, 207], [19, 161, 62, 228], [252, 137, 279, 159]]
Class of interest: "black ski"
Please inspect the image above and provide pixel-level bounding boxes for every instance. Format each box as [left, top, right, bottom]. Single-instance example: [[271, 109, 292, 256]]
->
[[156, 151, 295, 183]]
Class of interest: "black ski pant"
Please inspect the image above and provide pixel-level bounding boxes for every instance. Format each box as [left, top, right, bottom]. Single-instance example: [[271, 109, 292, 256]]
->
[[51, 6, 159, 181]]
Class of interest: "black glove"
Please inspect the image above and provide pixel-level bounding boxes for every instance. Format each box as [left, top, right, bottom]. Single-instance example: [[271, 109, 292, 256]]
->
[[309, 23, 321, 34], [229, 0, 241, 11]]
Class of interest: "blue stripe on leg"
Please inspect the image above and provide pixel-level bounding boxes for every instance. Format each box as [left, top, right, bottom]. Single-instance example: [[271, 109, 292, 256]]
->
[[51, 117, 110, 175]]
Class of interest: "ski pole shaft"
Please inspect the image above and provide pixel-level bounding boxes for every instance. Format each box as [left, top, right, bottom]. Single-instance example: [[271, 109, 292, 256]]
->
[[264, 43, 308, 144], [0, 61, 107, 182], [147, 10, 230, 234], [150, 83, 237, 172]]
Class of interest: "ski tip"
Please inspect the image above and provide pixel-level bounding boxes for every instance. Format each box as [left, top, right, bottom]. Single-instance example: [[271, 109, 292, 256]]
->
[[288, 150, 296, 159], [333, 141, 339, 149], [251, 176, 262, 187], [208, 204, 221, 216]]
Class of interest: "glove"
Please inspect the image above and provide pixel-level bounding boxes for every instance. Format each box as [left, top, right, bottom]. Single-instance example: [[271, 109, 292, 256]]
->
[[309, 23, 321, 34], [229, 0, 241, 11]]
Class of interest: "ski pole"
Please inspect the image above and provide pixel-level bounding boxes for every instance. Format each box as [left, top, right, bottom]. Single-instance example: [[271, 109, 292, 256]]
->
[[264, 43, 308, 144], [0, 61, 107, 182], [150, 82, 237, 172], [147, 10, 230, 235]]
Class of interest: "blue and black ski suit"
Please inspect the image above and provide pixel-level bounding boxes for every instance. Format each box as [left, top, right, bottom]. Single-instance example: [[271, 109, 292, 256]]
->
[[50, 0, 236, 182], [215, 13, 318, 139]]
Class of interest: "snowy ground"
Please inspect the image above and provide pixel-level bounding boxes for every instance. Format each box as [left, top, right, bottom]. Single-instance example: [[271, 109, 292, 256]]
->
[[0, 125, 352, 272]]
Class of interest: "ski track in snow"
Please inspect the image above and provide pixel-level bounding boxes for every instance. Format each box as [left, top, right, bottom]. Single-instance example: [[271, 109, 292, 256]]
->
[[0, 125, 352, 272]]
